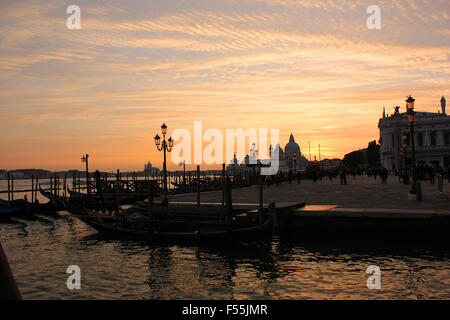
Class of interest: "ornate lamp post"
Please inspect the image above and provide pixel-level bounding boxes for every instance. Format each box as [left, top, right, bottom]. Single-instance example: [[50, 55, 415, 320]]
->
[[406, 96, 417, 195], [154, 123, 173, 196], [81, 154, 89, 195], [179, 160, 186, 185]]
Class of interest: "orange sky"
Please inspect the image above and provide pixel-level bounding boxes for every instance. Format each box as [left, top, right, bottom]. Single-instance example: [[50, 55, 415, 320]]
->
[[0, 0, 449, 172]]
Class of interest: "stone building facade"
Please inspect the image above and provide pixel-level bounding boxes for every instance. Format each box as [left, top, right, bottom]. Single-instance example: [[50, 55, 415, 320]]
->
[[378, 97, 450, 171]]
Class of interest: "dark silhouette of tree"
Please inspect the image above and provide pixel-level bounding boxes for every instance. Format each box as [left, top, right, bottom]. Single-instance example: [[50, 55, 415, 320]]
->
[[366, 140, 380, 168]]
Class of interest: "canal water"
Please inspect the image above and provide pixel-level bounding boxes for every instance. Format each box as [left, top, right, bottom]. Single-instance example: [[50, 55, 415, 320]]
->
[[0, 180, 449, 299], [0, 212, 449, 299]]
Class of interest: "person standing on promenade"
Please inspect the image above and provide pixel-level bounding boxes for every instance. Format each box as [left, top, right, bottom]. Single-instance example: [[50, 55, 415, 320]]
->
[[339, 166, 347, 185], [429, 166, 435, 185], [382, 168, 388, 184]]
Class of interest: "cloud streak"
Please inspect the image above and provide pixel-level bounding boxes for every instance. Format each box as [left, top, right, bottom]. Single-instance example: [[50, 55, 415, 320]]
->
[[0, 0, 448, 170]]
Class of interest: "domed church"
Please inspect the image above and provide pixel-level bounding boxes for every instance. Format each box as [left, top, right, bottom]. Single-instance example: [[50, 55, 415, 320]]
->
[[272, 133, 307, 171], [284, 133, 301, 159], [227, 132, 308, 173]]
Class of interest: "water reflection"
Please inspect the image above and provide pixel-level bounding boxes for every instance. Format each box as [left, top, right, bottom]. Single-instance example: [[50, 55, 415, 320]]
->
[[0, 215, 449, 299]]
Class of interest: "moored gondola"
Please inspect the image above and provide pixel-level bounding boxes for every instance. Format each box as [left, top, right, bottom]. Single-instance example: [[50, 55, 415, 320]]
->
[[77, 213, 273, 242], [0, 207, 23, 221]]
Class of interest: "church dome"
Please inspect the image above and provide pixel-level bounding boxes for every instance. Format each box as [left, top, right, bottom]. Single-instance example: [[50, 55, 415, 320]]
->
[[284, 133, 301, 156]]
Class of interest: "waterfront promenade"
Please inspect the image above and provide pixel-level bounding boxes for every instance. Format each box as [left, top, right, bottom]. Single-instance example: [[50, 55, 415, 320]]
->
[[169, 175, 450, 211]]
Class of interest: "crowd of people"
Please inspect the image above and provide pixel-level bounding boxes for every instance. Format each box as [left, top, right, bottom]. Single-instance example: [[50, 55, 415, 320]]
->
[[261, 163, 450, 186]]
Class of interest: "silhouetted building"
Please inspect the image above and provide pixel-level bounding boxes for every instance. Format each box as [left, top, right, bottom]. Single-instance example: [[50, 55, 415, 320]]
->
[[378, 97, 450, 170]]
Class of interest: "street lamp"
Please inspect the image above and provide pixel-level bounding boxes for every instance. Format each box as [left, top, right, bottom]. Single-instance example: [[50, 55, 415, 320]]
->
[[81, 154, 90, 195], [406, 96, 417, 195], [179, 160, 186, 185], [154, 123, 173, 196], [250, 142, 258, 162]]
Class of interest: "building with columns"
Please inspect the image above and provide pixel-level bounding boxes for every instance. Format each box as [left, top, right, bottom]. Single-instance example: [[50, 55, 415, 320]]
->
[[378, 96, 450, 171]]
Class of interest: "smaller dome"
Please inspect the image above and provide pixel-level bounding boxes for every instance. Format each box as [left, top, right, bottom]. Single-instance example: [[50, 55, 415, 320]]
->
[[284, 133, 301, 156]]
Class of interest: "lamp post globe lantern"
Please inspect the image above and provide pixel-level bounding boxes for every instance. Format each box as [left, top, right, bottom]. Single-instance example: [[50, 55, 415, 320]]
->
[[406, 95, 417, 196], [154, 134, 161, 147], [154, 124, 173, 197], [161, 123, 168, 135], [406, 95, 415, 112]]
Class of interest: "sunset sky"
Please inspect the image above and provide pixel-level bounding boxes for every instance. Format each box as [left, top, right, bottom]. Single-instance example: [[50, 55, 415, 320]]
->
[[0, 0, 449, 172]]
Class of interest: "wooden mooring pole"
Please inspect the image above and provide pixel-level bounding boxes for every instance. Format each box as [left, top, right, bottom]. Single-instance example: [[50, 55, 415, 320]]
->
[[258, 163, 263, 224], [197, 165, 200, 207], [31, 175, 34, 204], [63, 175, 67, 200], [11, 176, 14, 201], [7, 172, 10, 204], [34, 177, 39, 204], [115, 169, 120, 215], [222, 163, 225, 207]]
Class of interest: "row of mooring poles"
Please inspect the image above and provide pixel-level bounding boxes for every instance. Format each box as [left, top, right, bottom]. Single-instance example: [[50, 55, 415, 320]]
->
[[187, 163, 263, 224], [30, 175, 39, 204]]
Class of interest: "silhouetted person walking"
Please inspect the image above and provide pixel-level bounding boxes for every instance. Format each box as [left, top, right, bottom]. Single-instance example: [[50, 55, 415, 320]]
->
[[429, 167, 435, 185]]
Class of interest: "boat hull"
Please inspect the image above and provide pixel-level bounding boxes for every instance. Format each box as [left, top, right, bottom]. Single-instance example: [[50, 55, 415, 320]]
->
[[79, 215, 272, 242]]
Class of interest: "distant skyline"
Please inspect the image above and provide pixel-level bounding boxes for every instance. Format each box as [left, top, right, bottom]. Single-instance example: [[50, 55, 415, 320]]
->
[[1, 0, 449, 171]]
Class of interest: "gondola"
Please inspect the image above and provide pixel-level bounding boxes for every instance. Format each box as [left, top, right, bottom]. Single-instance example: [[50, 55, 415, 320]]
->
[[0, 206, 23, 220], [77, 214, 273, 242], [66, 187, 148, 205], [38, 186, 65, 211], [0, 198, 60, 217]]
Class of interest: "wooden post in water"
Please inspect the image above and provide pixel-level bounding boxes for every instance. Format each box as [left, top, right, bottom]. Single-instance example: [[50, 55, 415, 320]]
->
[[197, 165, 200, 206], [222, 163, 226, 207], [258, 163, 263, 224], [115, 169, 120, 215], [7, 172, 10, 204], [50, 176, 53, 199], [63, 175, 67, 200], [34, 177, 39, 204], [31, 175, 34, 204], [11, 176, 14, 201]]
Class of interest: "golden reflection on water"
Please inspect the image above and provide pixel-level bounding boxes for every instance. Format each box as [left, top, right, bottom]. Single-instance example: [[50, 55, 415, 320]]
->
[[0, 213, 449, 300]]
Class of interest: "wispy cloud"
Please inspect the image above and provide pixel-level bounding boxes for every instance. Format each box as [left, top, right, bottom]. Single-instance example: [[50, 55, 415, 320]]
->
[[0, 0, 448, 170]]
